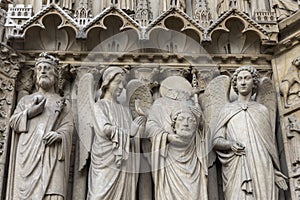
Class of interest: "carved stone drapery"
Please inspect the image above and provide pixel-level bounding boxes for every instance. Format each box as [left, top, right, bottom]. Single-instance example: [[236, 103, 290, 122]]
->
[[2, 0, 300, 199]]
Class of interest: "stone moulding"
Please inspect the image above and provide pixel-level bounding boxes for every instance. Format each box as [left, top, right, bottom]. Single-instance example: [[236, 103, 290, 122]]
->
[[206, 8, 275, 43], [145, 7, 205, 40], [5, 3, 278, 46], [82, 5, 142, 39]]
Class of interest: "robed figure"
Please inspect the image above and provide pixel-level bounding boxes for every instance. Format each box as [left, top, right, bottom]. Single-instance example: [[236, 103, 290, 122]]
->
[[146, 76, 208, 200], [212, 66, 287, 199], [7, 53, 74, 200], [78, 67, 144, 200]]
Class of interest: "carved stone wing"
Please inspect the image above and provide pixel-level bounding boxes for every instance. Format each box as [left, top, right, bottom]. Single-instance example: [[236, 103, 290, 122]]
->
[[77, 73, 96, 171], [201, 75, 231, 166], [202, 75, 231, 134], [255, 77, 277, 134]]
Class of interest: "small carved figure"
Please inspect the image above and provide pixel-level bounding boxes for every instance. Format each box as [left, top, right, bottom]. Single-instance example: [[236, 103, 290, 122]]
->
[[280, 57, 300, 108], [146, 75, 208, 200], [212, 66, 287, 199], [287, 115, 300, 167], [8, 52, 74, 200], [77, 67, 145, 200]]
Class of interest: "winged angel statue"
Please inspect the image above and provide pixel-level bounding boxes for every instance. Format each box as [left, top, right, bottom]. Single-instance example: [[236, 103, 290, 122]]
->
[[76, 66, 152, 200], [202, 66, 287, 199]]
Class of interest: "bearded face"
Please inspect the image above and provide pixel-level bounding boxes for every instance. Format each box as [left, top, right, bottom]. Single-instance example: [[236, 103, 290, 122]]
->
[[36, 62, 57, 91]]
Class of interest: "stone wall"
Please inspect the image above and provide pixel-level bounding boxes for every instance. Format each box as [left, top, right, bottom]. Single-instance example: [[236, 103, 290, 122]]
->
[[0, 0, 299, 199]]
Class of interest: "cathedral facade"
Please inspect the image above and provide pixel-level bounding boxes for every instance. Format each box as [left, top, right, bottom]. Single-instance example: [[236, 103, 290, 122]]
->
[[0, 0, 299, 199]]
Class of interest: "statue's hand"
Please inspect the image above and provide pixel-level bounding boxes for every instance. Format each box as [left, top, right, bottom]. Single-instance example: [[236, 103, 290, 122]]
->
[[190, 106, 202, 117], [231, 142, 245, 156], [28, 96, 46, 119], [130, 116, 146, 137], [275, 172, 288, 190], [134, 116, 146, 127], [43, 131, 62, 145], [167, 133, 182, 146]]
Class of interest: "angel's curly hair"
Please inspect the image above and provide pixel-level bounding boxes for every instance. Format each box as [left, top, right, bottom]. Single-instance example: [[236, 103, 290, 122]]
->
[[231, 66, 259, 95]]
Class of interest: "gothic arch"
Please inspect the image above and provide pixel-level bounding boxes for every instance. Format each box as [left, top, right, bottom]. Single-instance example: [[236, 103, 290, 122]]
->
[[145, 7, 204, 41], [206, 17, 262, 54], [20, 3, 79, 38], [23, 13, 78, 51], [83, 6, 141, 39], [207, 9, 270, 42]]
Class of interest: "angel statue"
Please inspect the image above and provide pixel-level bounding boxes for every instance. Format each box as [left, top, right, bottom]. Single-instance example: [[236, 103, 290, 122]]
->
[[77, 66, 145, 200], [208, 66, 288, 199], [146, 75, 208, 200]]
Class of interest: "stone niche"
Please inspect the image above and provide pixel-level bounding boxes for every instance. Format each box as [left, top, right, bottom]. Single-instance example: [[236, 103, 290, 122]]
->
[[1, 0, 300, 199]]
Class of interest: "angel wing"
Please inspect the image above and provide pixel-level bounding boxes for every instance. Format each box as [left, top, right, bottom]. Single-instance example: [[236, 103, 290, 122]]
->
[[255, 77, 277, 134], [201, 75, 231, 166], [77, 73, 96, 171]]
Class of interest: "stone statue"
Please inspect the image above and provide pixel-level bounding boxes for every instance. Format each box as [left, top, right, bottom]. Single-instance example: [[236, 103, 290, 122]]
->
[[280, 57, 300, 108], [146, 76, 196, 135], [152, 106, 207, 199], [272, 0, 299, 21], [212, 66, 288, 199], [77, 67, 145, 200], [7, 52, 74, 200], [146, 75, 208, 200]]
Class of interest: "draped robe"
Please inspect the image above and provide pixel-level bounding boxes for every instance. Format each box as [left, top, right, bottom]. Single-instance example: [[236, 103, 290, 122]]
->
[[213, 101, 281, 200], [87, 99, 139, 200], [8, 93, 73, 200], [146, 97, 208, 200]]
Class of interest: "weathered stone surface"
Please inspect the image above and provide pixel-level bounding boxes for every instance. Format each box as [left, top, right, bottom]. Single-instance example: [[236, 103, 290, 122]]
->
[[1, 0, 300, 199]]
